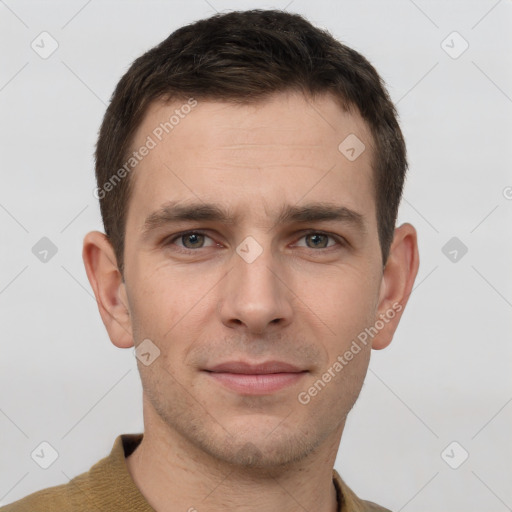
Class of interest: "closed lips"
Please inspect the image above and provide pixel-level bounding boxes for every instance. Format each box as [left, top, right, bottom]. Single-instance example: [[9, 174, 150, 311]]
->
[[204, 361, 307, 374]]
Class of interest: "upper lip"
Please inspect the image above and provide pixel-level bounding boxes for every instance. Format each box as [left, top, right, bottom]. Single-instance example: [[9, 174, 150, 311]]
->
[[205, 361, 306, 374]]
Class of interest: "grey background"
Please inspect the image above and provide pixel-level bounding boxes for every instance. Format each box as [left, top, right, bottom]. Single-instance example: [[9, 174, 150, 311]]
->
[[1, 0, 511, 510]]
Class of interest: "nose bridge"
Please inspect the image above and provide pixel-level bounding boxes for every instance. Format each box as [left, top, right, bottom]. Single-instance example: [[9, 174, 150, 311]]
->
[[219, 233, 292, 332], [234, 234, 278, 292]]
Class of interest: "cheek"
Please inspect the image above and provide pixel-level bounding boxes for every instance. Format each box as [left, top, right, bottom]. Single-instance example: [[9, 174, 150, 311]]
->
[[303, 265, 379, 345], [127, 264, 215, 360], [125, 265, 181, 342]]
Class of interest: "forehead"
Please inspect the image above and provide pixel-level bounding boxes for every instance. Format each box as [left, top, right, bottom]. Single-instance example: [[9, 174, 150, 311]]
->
[[125, 91, 376, 234]]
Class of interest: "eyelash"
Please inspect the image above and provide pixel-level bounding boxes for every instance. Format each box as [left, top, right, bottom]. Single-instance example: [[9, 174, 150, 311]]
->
[[164, 230, 346, 254]]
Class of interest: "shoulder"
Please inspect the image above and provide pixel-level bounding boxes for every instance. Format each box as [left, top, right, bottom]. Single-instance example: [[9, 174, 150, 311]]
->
[[358, 498, 393, 512], [0, 473, 89, 512], [0, 434, 144, 512], [333, 469, 393, 512]]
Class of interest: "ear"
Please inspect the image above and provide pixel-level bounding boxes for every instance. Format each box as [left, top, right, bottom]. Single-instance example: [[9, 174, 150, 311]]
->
[[372, 223, 420, 350], [82, 230, 134, 349]]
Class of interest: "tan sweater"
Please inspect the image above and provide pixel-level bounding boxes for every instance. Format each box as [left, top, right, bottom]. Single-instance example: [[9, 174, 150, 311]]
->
[[0, 434, 391, 511]]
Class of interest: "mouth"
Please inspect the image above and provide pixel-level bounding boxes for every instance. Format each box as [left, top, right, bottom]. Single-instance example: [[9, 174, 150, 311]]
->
[[203, 361, 308, 395]]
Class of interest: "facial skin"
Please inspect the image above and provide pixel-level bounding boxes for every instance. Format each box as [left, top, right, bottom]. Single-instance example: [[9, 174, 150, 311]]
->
[[83, 91, 419, 511]]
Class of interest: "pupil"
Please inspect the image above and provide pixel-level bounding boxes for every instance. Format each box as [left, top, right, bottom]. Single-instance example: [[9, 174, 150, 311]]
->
[[309, 234, 326, 248], [185, 233, 202, 248]]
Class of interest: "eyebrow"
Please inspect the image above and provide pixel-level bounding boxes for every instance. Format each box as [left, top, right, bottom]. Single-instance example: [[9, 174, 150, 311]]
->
[[141, 200, 367, 239]]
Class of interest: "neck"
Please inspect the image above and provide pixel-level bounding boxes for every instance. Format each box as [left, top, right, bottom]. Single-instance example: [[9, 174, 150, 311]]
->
[[126, 400, 343, 512]]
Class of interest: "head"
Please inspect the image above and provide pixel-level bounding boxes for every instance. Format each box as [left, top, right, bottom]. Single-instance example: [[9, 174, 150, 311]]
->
[[83, 9, 419, 469]]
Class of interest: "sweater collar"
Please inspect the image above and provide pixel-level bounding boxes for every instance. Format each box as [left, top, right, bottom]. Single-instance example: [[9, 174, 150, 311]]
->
[[96, 433, 376, 512]]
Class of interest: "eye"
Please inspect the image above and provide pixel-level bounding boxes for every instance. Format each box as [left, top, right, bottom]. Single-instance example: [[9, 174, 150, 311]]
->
[[164, 230, 345, 254], [294, 231, 344, 250], [166, 231, 216, 251]]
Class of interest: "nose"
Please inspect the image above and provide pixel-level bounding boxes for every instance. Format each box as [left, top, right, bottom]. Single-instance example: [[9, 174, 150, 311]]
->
[[218, 239, 293, 335]]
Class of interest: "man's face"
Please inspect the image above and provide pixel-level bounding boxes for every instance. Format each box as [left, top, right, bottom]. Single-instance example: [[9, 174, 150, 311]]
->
[[121, 91, 384, 467]]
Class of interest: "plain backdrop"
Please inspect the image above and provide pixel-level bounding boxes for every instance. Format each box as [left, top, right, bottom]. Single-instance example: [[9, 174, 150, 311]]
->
[[1, 1, 511, 510]]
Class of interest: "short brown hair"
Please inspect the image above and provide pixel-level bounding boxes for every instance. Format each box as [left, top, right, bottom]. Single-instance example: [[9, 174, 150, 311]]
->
[[95, 9, 407, 276]]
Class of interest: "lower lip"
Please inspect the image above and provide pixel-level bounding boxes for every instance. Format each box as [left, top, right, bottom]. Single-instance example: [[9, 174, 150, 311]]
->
[[205, 371, 307, 394]]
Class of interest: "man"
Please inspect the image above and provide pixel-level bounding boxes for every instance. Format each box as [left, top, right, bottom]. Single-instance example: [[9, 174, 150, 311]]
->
[[2, 8, 419, 512]]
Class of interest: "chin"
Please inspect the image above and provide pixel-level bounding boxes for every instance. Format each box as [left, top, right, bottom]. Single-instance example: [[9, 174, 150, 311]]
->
[[196, 420, 326, 470]]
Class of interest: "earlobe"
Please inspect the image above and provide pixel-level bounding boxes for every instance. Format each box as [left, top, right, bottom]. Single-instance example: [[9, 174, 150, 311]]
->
[[372, 223, 420, 350], [82, 231, 134, 349]]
